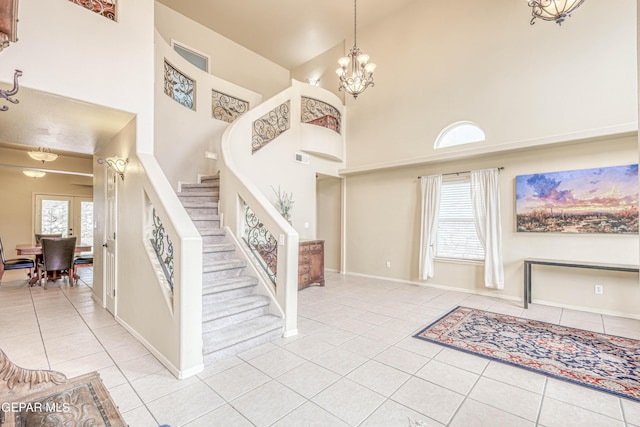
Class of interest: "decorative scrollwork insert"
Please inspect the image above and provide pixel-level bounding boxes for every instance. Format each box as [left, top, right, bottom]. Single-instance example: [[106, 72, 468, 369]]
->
[[164, 60, 195, 110], [243, 205, 277, 285], [151, 208, 174, 292], [68, 0, 116, 21], [212, 89, 249, 123], [301, 97, 342, 134], [251, 101, 290, 154]]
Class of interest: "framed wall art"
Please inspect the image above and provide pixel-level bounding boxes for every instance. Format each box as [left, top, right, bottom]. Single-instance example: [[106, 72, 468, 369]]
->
[[516, 164, 638, 234]]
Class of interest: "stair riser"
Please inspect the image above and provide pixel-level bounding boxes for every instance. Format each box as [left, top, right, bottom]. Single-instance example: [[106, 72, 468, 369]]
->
[[203, 327, 282, 365], [203, 250, 236, 263], [202, 305, 269, 333], [185, 207, 218, 217], [181, 185, 219, 193], [201, 177, 220, 183], [179, 195, 219, 204], [202, 285, 257, 304], [194, 220, 221, 230], [203, 266, 244, 281]]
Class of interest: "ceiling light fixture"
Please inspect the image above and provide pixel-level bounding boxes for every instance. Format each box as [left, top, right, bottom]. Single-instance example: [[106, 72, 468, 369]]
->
[[28, 147, 59, 163], [336, 0, 376, 99], [528, 0, 586, 25], [98, 156, 128, 180], [22, 170, 46, 178]]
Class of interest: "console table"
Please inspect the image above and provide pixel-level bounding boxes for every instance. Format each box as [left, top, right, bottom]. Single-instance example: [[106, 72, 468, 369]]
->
[[523, 258, 639, 309]]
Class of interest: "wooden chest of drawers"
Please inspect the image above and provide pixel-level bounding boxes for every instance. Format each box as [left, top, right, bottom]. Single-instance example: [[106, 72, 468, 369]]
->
[[298, 240, 325, 290]]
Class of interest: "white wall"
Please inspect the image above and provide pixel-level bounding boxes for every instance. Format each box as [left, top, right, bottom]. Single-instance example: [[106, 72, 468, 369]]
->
[[345, 135, 640, 317], [341, 0, 637, 169], [154, 31, 262, 188], [0, 0, 155, 152], [154, 2, 290, 100], [226, 81, 346, 241]]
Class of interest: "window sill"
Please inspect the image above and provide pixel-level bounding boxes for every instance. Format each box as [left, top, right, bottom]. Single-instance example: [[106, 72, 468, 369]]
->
[[435, 257, 484, 266]]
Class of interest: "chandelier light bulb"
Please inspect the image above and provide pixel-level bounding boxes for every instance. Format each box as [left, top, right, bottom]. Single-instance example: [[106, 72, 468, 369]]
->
[[337, 57, 350, 68], [364, 63, 377, 73], [23, 170, 46, 178], [528, 0, 586, 25], [356, 53, 369, 64]]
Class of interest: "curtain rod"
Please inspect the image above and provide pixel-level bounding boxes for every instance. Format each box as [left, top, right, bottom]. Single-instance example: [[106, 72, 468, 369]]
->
[[418, 167, 504, 179]]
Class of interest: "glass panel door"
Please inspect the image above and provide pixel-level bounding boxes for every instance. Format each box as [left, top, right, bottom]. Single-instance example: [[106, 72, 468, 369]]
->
[[35, 195, 72, 238], [35, 195, 94, 245]]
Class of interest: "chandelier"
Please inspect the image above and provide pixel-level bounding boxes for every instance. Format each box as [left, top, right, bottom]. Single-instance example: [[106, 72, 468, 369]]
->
[[528, 0, 586, 25], [28, 147, 58, 163], [336, 0, 376, 99]]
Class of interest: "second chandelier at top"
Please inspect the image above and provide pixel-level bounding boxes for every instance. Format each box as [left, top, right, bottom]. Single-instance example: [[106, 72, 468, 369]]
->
[[336, 0, 376, 99]]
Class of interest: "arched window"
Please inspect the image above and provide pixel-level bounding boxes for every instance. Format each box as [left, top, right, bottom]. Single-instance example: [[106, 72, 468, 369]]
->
[[434, 121, 485, 149]]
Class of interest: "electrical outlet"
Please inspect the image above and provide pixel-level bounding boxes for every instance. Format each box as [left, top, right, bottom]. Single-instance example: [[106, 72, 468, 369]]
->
[[595, 284, 604, 295], [386, 261, 391, 268]]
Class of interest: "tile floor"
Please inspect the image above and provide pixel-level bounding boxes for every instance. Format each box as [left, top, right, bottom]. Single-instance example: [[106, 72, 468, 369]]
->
[[1, 271, 640, 426]]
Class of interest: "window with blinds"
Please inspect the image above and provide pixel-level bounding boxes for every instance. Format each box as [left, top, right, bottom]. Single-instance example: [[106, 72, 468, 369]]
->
[[436, 176, 485, 260]]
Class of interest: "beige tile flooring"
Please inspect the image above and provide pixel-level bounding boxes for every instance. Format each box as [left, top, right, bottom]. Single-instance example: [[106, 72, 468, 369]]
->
[[1, 271, 640, 426]]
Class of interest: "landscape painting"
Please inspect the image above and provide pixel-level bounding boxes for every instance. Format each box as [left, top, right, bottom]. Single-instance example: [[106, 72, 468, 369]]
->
[[516, 164, 638, 234]]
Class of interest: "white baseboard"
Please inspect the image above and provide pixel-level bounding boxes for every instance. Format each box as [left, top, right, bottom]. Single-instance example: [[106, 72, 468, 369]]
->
[[114, 315, 204, 379]]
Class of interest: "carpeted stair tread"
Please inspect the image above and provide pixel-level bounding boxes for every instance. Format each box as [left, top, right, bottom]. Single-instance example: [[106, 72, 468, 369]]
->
[[202, 275, 258, 293], [203, 258, 246, 273], [182, 201, 219, 209], [199, 228, 226, 237], [202, 295, 270, 321], [190, 212, 221, 221], [177, 191, 219, 197], [203, 243, 235, 254], [202, 314, 282, 353], [182, 183, 219, 191]]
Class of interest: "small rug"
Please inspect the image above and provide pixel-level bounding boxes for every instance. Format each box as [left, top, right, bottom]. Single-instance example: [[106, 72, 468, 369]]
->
[[413, 306, 640, 402]]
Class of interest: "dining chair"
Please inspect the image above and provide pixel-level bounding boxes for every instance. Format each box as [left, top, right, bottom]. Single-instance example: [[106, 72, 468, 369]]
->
[[0, 235, 35, 282], [37, 237, 76, 289], [35, 233, 62, 245], [72, 254, 93, 281]]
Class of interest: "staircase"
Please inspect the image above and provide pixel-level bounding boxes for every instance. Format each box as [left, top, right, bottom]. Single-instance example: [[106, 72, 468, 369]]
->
[[177, 175, 283, 364]]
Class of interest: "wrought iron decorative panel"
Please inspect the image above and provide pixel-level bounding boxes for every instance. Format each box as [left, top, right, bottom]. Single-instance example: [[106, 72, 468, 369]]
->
[[251, 101, 290, 154], [151, 208, 174, 292], [164, 60, 195, 110], [68, 0, 116, 21], [243, 204, 277, 286], [212, 90, 249, 123], [301, 97, 342, 134]]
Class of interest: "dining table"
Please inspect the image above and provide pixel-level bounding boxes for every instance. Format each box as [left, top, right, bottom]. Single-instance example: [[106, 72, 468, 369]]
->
[[16, 243, 92, 285], [15, 243, 92, 256]]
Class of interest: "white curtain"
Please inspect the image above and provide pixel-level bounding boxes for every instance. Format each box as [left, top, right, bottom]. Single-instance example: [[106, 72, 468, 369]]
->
[[471, 168, 504, 289], [419, 175, 442, 280]]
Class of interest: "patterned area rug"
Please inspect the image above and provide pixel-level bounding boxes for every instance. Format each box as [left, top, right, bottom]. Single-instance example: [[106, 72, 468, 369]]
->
[[413, 306, 640, 402]]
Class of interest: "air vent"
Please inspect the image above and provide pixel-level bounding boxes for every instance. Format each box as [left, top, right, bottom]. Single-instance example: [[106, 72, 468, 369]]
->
[[295, 152, 310, 164]]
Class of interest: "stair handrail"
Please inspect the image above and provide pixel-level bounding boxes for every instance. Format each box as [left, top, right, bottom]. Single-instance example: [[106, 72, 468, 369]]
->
[[220, 84, 300, 336]]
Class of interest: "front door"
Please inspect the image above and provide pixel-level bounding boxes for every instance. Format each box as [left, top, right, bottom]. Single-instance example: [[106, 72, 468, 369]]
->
[[105, 170, 117, 314], [35, 195, 93, 245]]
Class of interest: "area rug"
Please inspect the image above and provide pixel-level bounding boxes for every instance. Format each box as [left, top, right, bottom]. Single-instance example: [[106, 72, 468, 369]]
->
[[413, 306, 640, 402], [1, 349, 126, 426]]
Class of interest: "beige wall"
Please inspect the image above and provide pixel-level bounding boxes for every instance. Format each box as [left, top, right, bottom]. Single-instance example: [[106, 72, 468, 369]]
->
[[155, 2, 290, 100], [342, 0, 637, 169], [0, 147, 92, 282], [317, 176, 342, 271], [345, 135, 640, 317]]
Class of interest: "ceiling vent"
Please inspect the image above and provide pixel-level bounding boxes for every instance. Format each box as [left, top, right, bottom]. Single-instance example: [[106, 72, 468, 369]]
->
[[295, 152, 310, 164]]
